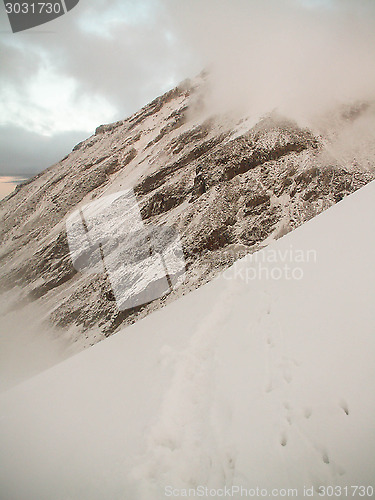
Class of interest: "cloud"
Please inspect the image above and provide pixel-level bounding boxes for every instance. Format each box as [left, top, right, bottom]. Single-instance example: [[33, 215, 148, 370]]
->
[[0, 0, 193, 124], [164, 0, 375, 123], [0, 68, 117, 136], [0, 125, 88, 175], [0, 0, 199, 174], [1, 0, 374, 175]]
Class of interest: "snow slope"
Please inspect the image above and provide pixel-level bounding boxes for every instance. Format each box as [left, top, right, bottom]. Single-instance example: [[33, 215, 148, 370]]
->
[[0, 181, 374, 500]]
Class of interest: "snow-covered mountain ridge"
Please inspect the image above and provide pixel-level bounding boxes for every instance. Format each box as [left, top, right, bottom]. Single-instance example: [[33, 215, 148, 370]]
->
[[0, 178, 374, 500], [0, 73, 374, 350]]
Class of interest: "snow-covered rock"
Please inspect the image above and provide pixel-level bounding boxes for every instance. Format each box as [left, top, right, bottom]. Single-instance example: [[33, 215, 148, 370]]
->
[[0, 73, 374, 367]]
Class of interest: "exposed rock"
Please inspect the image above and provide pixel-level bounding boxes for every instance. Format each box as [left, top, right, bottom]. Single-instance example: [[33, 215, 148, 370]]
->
[[0, 74, 374, 348]]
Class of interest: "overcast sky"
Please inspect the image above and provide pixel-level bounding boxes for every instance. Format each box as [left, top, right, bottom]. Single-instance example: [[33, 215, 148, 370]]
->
[[0, 0, 200, 175], [0, 0, 374, 175]]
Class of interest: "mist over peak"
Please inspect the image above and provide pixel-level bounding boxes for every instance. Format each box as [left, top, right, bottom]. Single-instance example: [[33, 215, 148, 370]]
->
[[167, 0, 375, 125]]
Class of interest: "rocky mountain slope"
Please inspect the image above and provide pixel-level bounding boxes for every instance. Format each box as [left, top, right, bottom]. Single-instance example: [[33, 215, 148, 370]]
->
[[0, 73, 374, 351]]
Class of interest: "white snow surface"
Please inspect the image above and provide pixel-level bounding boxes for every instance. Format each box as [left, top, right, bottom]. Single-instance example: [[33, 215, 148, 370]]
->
[[0, 181, 374, 500]]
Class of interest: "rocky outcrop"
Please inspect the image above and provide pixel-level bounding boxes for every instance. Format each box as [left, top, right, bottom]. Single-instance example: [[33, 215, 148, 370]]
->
[[0, 74, 374, 348]]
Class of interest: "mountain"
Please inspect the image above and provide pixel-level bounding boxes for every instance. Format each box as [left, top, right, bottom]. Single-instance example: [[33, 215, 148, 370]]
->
[[0, 73, 374, 360], [0, 178, 374, 500]]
